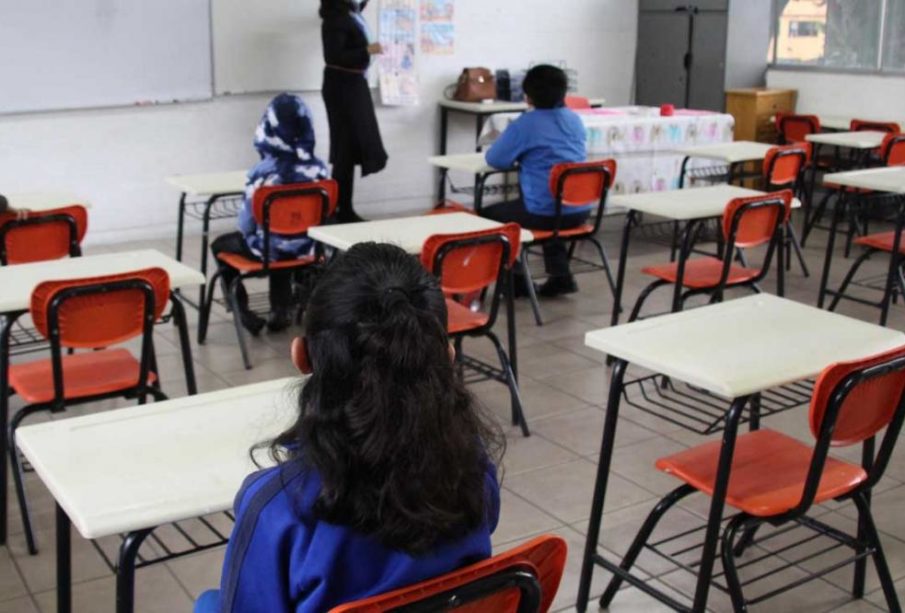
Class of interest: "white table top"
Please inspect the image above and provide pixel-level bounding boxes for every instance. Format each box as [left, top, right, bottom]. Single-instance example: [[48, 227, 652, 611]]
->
[[608, 185, 799, 221], [16, 378, 298, 539], [823, 167, 905, 194], [427, 153, 501, 174], [806, 131, 887, 149], [309, 212, 534, 253], [0, 249, 205, 313], [673, 141, 774, 164], [4, 191, 92, 212], [586, 294, 905, 399], [165, 171, 247, 196], [439, 97, 605, 113]]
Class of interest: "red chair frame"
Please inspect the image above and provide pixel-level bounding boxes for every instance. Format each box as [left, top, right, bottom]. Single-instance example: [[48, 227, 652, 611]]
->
[[776, 113, 821, 144], [198, 180, 337, 370], [564, 95, 591, 110], [421, 224, 529, 436], [881, 133, 905, 167], [330, 535, 567, 613], [7, 268, 169, 555], [0, 205, 88, 265], [599, 346, 905, 612]]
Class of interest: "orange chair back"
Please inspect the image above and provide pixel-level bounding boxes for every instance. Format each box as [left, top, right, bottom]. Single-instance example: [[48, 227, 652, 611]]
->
[[776, 113, 820, 143], [763, 144, 809, 187], [881, 134, 905, 167], [252, 180, 338, 235], [421, 224, 521, 295], [329, 535, 567, 613], [564, 95, 591, 110], [809, 345, 905, 446], [30, 268, 170, 349], [850, 119, 901, 134], [722, 191, 792, 250], [549, 160, 616, 208], [0, 205, 88, 265]]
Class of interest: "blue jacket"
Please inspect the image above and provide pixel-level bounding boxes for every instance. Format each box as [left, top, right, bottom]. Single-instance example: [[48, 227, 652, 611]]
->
[[198, 460, 500, 612], [485, 107, 589, 217]]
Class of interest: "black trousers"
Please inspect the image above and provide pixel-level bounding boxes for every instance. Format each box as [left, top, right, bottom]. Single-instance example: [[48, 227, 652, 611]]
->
[[482, 200, 589, 278], [210, 232, 293, 310]]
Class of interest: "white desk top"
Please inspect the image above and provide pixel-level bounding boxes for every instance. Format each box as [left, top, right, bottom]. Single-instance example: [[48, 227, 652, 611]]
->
[[674, 141, 774, 164], [608, 185, 798, 221], [0, 249, 205, 313], [16, 378, 298, 539], [427, 153, 500, 174], [4, 191, 92, 212], [309, 212, 534, 253], [439, 97, 605, 113], [585, 294, 905, 399], [165, 171, 247, 197], [823, 167, 905, 194], [806, 131, 887, 149]]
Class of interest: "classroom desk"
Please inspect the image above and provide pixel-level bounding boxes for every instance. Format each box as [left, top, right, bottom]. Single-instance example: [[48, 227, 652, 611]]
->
[[817, 167, 905, 325], [165, 171, 247, 308], [436, 98, 605, 201], [673, 141, 774, 187], [427, 153, 511, 212], [805, 130, 888, 151], [4, 192, 92, 212], [576, 294, 905, 612], [16, 377, 297, 613], [606, 184, 799, 326], [0, 249, 205, 549]]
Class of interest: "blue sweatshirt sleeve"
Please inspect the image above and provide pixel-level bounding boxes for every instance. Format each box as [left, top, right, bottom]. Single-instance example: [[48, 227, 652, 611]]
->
[[237, 183, 258, 237], [485, 117, 526, 169]]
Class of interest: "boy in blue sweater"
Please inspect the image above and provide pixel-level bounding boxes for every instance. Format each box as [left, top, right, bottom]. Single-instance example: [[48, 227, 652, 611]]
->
[[483, 64, 589, 297]]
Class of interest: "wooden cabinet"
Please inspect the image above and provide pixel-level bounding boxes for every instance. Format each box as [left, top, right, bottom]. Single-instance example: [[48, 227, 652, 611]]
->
[[726, 88, 797, 142]]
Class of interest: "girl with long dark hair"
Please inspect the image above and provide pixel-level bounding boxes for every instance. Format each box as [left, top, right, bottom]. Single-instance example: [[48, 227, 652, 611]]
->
[[320, 0, 388, 222], [194, 242, 504, 613]]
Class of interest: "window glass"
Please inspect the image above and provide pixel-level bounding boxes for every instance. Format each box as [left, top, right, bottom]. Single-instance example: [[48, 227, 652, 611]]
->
[[883, 0, 905, 71], [774, 0, 881, 69]]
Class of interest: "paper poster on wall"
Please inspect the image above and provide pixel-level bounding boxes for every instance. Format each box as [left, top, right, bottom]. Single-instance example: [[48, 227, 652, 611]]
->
[[377, 0, 419, 106], [419, 0, 454, 55]]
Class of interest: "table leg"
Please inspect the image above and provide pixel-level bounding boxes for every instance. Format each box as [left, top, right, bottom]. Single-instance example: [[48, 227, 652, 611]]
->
[[879, 198, 905, 327], [0, 312, 15, 545], [116, 528, 153, 613], [803, 144, 821, 236], [56, 503, 71, 613], [678, 156, 690, 189], [506, 268, 518, 383], [817, 189, 845, 309], [474, 172, 488, 214], [198, 196, 218, 308], [853, 437, 876, 598], [175, 193, 186, 262], [576, 358, 628, 612], [609, 211, 636, 328], [671, 220, 699, 313], [438, 108, 449, 202], [169, 293, 198, 395], [692, 396, 748, 611]]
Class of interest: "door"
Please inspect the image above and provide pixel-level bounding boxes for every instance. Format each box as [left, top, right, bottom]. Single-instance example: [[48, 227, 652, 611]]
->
[[635, 10, 691, 107], [688, 10, 729, 111]]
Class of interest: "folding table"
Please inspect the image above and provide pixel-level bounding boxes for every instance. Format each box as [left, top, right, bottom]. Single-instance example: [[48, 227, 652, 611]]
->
[[427, 153, 510, 212], [15, 377, 297, 613], [817, 167, 905, 325], [165, 171, 247, 308], [577, 294, 905, 612], [673, 141, 774, 188], [0, 249, 205, 549], [606, 185, 800, 326], [3, 192, 92, 211]]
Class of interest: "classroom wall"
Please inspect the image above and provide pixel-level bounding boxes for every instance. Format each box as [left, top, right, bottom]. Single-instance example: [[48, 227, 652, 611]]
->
[[0, 0, 638, 246], [766, 68, 905, 120]]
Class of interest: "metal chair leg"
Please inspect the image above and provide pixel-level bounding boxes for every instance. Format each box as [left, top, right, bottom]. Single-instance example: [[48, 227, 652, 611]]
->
[[802, 189, 834, 247], [628, 279, 670, 323], [852, 492, 902, 612], [588, 237, 618, 303], [10, 405, 46, 555], [787, 223, 810, 277], [227, 278, 253, 370], [828, 250, 874, 312], [197, 268, 224, 344], [721, 514, 755, 613], [487, 331, 529, 437], [519, 256, 543, 327]]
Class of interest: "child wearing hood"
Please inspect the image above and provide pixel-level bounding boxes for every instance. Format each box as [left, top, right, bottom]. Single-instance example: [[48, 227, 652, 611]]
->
[[211, 93, 330, 334]]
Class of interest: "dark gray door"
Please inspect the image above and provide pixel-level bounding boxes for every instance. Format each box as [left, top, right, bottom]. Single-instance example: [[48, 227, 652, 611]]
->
[[688, 10, 729, 111], [635, 10, 691, 107]]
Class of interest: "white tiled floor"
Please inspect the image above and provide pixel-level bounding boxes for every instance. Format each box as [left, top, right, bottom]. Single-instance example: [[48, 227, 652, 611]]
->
[[2, 209, 905, 612]]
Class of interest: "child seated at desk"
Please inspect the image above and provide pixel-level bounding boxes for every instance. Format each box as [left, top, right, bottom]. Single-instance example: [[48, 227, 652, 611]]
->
[[483, 64, 589, 297], [210, 93, 330, 335], [194, 242, 503, 613]]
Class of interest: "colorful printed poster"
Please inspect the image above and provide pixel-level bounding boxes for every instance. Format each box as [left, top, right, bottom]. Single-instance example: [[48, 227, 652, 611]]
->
[[420, 23, 454, 55], [377, 0, 419, 106], [420, 0, 454, 22]]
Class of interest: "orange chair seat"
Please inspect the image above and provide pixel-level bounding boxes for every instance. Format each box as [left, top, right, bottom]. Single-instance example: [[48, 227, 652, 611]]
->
[[216, 252, 316, 273], [641, 257, 759, 289], [446, 298, 490, 334], [656, 429, 867, 517], [854, 231, 905, 254], [9, 349, 156, 404], [530, 224, 594, 241]]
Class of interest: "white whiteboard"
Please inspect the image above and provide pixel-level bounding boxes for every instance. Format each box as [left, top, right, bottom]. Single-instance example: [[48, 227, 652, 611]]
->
[[212, 0, 377, 95], [0, 0, 212, 115]]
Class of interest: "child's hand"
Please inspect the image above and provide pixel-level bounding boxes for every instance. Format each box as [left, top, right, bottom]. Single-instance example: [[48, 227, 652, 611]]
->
[[367, 43, 383, 55]]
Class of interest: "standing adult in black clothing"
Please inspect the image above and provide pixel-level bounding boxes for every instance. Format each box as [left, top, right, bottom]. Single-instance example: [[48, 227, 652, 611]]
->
[[320, 0, 388, 223]]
